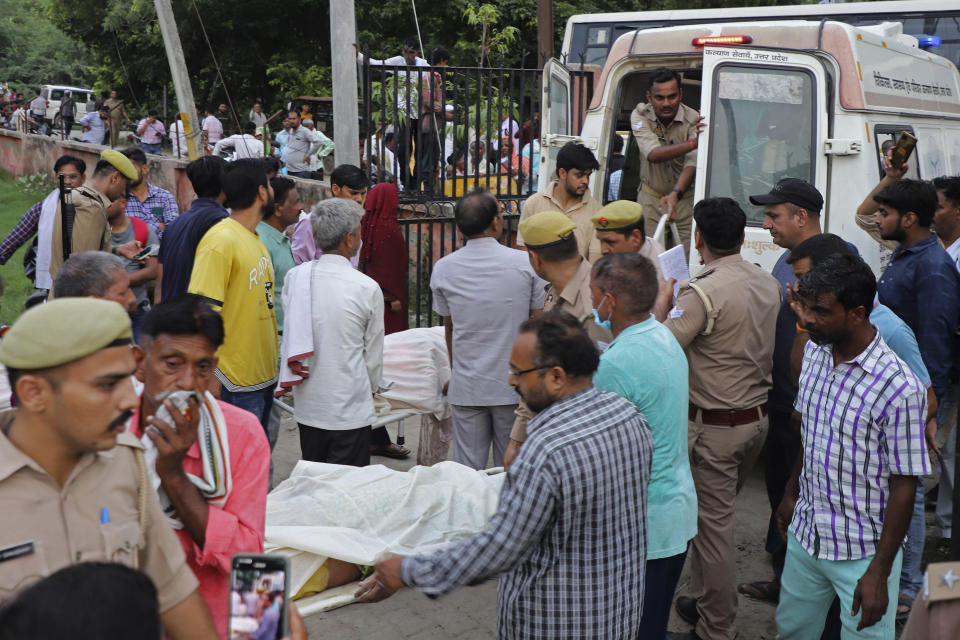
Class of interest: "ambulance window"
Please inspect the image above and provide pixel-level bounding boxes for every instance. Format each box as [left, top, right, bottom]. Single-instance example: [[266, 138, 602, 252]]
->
[[549, 76, 570, 136], [873, 126, 921, 181], [706, 65, 815, 225], [582, 27, 610, 66]]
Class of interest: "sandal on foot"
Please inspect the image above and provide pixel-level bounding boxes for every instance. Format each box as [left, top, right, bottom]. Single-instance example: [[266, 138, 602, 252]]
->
[[896, 593, 914, 621], [737, 580, 780, 604], [371, 443, 411, 459]]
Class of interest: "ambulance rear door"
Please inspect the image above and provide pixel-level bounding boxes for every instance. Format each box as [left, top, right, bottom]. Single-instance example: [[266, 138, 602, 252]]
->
[[693, 44, 829, 272], [540, 58, 599, 194]]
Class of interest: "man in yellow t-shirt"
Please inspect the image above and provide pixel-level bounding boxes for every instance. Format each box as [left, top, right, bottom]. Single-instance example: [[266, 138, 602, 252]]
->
[[189, 159, 278, 430]]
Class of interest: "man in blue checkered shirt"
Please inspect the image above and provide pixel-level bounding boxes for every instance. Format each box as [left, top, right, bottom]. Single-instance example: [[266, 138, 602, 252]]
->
[[356, 309, 654, 639]]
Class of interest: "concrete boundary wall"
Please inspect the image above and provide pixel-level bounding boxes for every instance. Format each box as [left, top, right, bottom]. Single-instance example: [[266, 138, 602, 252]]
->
[[0, 129, 331, 210]]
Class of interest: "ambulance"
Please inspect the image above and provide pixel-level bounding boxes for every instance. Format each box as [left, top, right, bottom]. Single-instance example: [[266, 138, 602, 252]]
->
[[539, 20, 960, 273]]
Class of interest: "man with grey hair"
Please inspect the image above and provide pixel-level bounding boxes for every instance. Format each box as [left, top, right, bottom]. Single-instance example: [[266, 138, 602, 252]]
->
[[281, 197, 385, 466], [52, 250, 137, 319]]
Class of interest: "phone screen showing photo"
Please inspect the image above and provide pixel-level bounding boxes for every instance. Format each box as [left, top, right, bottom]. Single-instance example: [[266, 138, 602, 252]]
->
[[229, 555, 288, 639]]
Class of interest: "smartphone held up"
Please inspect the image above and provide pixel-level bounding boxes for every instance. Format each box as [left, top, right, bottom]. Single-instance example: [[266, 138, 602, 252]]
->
[[889, 130, 917, 169], [229, 554, 290, 640]]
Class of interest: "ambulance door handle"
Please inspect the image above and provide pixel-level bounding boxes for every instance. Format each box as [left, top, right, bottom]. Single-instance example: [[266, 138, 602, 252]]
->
[[823, 139, 862, 155], [544, 134, 597, 150]]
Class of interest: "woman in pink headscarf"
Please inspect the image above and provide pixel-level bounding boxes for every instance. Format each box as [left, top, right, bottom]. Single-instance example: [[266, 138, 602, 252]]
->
[[360, 182, 408, 335]]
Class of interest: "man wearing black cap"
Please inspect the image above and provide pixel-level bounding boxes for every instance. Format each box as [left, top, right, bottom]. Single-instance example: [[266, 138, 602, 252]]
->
[[738, 178, 825, 604]]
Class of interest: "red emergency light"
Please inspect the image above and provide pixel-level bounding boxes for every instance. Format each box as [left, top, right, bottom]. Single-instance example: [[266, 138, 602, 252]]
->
[[692, 35, 753, 47]]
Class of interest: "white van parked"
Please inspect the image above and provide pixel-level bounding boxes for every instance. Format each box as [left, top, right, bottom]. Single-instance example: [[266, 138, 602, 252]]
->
[[540, 20, 960, 274], [40, 84, 94, 127]]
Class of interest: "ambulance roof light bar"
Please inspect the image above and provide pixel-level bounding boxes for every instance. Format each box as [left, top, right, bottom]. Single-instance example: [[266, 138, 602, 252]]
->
[[692, 35, 753, 47]]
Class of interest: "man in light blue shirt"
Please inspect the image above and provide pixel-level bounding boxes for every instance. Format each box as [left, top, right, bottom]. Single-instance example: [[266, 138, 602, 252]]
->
[[589, 251, 697, 638], [80, 105, 109, 145], [430, 191, 546, 469]]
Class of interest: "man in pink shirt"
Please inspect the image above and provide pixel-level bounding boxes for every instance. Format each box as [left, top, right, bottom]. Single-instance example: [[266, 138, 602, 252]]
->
[[291, 163, 367, 266], [128, 294, 270, 636]]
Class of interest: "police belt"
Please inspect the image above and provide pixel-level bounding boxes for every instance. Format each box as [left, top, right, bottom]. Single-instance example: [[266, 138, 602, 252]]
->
[[689, 402, 768, 427], [641, 183, 692, 200]]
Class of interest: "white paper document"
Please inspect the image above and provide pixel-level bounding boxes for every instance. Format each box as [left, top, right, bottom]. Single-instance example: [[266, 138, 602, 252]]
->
[[657, 245, 690, 299]]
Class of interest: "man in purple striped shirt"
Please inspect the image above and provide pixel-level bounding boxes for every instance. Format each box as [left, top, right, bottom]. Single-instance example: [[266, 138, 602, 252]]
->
[[776, 254, 929, 638]]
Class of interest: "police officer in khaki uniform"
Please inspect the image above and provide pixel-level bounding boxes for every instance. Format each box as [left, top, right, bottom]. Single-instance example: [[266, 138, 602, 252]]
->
[[631, 67, 703, 255], [592, 200, 665, 281], [653, 197, 781, 640], [49, 149, 139, 280], [0, 298, 218, 640], [503, 210, 612, 466]]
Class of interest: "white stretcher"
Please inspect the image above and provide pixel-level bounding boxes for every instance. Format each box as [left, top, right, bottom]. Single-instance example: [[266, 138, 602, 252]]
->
[[264, 461, 504, 617], [267, 327, 474, 616], [274, 326, 452, 456]]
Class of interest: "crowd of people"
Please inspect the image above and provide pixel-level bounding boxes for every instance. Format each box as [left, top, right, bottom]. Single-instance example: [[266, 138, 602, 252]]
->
[[3, 39, 542, 195], [1, 61, 960, 640]]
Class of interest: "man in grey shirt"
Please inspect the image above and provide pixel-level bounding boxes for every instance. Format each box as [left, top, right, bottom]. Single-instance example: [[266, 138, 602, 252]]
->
[[430, 191, 546, 469], [284, 110, 321, 179]]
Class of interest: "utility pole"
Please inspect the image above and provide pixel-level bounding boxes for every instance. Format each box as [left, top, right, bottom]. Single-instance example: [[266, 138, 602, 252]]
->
[[537, 0, 554, 68], [154, 0, 200, 160], [330, 0, 360, 167]]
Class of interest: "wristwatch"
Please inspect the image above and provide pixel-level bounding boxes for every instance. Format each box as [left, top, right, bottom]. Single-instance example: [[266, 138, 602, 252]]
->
[[671, 188, 684, 198]]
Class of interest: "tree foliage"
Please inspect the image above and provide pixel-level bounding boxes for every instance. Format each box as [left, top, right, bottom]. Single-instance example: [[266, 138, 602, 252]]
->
[[0, 0, 94, 91], [461, 3, 520, 67], [31, 0, 816, 119]]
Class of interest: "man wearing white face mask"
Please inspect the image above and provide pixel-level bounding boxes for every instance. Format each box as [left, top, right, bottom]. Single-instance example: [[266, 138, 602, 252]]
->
[[590, 251, 696, 639]]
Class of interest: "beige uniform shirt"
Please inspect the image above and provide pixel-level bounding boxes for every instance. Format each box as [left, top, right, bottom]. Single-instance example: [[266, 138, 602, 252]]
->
[[0, 427, 199, 612], [663, 254, 781, 410], [104, 97, 124, 125], [630, 102, 699, 197], [48, 184, 112, 280], [510, 259, 612, 442], [517, 181, 602, 261]]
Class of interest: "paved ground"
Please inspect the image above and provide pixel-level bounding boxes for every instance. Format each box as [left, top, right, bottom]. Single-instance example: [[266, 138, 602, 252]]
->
[[270, 409, 949, 639]]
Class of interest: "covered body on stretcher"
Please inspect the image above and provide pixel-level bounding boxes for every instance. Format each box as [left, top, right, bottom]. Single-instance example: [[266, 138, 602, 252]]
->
[[267, 326, 490, 615], [264, 460, 504, 615]]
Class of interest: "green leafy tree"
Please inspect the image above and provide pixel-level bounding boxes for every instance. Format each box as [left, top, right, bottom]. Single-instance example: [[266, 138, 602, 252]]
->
[[34, 0, 819, 120], [0, 0, 94, 90], [462, 3, 520, 67]]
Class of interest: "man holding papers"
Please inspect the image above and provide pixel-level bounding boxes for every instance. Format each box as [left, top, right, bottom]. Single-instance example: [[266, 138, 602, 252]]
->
[[652, 197, 781, 640]]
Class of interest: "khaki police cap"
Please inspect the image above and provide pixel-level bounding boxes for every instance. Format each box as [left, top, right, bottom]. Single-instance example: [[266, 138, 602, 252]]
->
[[100, 149, 138, 181], [593, 200, 644, 232], [518, 211, 576, 249], [0, 298, 133, 370]]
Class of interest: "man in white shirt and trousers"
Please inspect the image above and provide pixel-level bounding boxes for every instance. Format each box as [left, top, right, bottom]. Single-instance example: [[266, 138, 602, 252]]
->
[[359, 37, 429, 187], [282, 198, 384, 467]]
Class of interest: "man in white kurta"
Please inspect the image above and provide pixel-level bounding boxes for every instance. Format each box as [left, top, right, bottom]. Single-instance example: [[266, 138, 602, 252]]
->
[[286, 198, 384, 466]]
